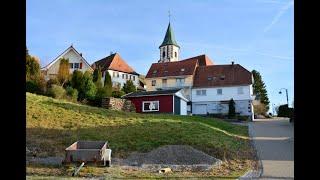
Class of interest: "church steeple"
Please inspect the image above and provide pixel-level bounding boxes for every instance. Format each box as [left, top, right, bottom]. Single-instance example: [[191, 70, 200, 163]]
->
[[159, 23, 180, 48], [159, 22, 180, 63]]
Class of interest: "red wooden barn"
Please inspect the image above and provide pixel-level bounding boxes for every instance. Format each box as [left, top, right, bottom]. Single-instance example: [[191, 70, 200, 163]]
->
[[122, 89, 189, 115]]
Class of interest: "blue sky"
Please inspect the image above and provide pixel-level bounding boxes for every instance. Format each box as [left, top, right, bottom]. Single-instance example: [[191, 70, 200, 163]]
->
[[27, 0, 294, 112]]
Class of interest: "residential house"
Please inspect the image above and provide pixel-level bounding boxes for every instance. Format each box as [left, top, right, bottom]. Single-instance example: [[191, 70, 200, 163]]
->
[[91, 53, 140, 89], [192, 63, 254, 119], [41, 45, 93, 81]]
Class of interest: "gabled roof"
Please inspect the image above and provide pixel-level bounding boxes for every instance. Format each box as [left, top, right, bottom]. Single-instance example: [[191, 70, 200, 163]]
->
[[159, 23, 180, 48], [92, 53, 139, 75], [41, 45, 92, 71], [145, 54, 213, 78], [145, 58, 198, 78], [123, 88, 182, 98], [123, 88, 189, 102], [193, 64, 252, 88]]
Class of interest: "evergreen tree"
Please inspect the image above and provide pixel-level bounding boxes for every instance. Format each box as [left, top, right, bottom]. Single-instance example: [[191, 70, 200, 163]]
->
[[71, 70, 83, 91], [103, 71, 112, 97], [122, 80, 136, 94], [228, 98, 236, 119], [57, 58, 70, 87], [79, 71, 96, 101], [93, 66, 102, 88], [252, 70, 270, 111]]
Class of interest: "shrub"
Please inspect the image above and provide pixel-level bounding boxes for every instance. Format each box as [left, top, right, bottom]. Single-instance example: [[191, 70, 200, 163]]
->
[[26, 80, 40, 94], [112, 90, 125, 98], [46, 78, 60, 89], [47, 85, 66, 99], [57, 58, 70, 87], [228, 98, 236, 119], [278, 104, 294, 118], [122, 80, 136, 94], [253, 103, 267, 116], [78, 71, 96, 101], [66, 86, 78, 102], [26, 55, 40, 81], [237, 115, 249, 121]]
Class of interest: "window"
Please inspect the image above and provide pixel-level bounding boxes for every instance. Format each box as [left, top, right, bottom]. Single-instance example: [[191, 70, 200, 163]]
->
[[152, 80, 156, 86], [133, 76, 135, 81], [142, 101, 159, 112], [217, 89, 222, 95], [181, 68, 185, 72], [79, 63, 82, 69], [113, 72, 116, 77], [238, 87, 244, 94], [69, 63, 74, 69], [162, 79, 167, 87], [122, 74, 125, 79], [162, 51, 165, 58], [220, 75, 225, 80], [117, 72, 119, 78], [207, 76, 212, 81], [126, 74, 128, 79], [176, 78, 185, 86], [175, 52, 177, 57], [196, 90, 206, 96], [74, 63, 80, 69]]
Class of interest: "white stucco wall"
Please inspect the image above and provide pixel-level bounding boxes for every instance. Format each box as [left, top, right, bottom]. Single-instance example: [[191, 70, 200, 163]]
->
[[191, 85, 253, 116], [101, 69, 139, 88], [191, 85, 252, 102]]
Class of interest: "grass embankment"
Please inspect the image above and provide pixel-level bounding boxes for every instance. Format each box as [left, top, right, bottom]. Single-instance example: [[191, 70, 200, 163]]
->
[[26, 92, 256, 178]]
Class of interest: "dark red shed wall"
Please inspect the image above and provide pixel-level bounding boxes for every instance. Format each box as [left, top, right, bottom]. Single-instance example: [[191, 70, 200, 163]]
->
[[126, 95, 173, 113]]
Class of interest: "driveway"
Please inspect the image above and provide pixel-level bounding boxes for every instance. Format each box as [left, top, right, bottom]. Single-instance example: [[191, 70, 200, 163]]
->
[[249, 118, 294, 179]]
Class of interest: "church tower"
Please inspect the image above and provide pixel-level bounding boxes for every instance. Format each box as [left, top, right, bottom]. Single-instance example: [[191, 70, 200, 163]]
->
[[158, 23, 180, 63]]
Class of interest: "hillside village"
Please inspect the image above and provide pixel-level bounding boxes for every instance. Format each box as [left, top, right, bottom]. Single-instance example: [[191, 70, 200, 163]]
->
[[36, 22, 255, 121]]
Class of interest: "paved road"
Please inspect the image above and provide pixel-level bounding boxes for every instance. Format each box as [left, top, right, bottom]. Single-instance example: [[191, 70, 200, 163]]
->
[[249, 118, 294, 179]]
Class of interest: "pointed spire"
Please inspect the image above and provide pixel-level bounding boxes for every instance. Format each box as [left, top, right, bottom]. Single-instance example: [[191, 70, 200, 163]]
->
[[159, 22, 180, 48]]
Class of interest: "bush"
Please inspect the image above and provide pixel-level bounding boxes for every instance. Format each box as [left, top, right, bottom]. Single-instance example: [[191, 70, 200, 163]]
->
[[26, 77, 46, 95], [112, 90, 125, 98], [47, 85, 66, 99], [253, 103, 267, 116], [46, 78, 60, 89], [228, 98, 236, 119], [278, 104, 294, 118], [66, 86, 78, 102], [122, 80, 136, 94], [237, 115, 249, 121]]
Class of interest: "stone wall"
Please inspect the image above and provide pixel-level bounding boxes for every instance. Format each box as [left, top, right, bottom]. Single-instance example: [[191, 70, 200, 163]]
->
[[101, 97, 136, 112]]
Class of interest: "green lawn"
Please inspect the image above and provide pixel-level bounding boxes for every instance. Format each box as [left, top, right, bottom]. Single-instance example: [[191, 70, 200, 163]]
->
[[26, 92, 256, 178]]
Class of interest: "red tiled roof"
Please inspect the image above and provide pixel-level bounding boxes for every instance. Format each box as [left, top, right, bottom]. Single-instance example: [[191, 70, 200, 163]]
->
[[145, 54, 213, 78], [92, 53, 138, 75], [181, 54, 214, 66], [145, 58, 198, 78], [193, 64, 252, 87]]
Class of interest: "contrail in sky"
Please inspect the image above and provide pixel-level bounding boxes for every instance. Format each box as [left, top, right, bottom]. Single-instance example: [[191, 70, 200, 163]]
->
[[263, 1, 294, 33]]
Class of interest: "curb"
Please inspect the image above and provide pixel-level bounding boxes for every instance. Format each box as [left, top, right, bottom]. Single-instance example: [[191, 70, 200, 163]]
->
[[238, 122, 263, 179]]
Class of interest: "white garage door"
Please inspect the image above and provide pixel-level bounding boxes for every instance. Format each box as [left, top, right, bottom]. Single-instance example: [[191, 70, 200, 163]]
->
[[194, 104, 207, 115]]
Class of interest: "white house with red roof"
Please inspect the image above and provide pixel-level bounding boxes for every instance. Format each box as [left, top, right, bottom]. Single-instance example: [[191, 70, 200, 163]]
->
[[91, 53, 140, 89]]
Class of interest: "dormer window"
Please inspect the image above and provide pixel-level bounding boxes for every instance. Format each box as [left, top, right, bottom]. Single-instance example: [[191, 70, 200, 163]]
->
[[153, 70, 157, 74], [220, 75, 225, 80], [164, 70, 168, 73], [208, 76, 212, 81], [181, 68, 185, 72]]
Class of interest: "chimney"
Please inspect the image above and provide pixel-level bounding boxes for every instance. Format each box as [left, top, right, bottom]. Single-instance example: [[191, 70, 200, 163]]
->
[[231, 61, 234, 65], [80, 53, 82, 57]]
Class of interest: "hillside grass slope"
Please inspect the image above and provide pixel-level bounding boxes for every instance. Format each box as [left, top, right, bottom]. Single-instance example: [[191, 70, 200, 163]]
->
[[26, 92, 256, 178]]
